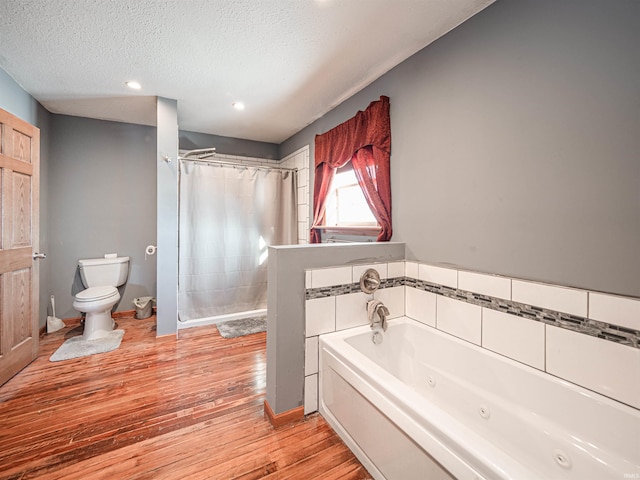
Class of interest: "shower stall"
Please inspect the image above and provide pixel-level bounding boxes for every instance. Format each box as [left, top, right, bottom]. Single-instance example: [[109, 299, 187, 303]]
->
[[178, 149, 297, 327]]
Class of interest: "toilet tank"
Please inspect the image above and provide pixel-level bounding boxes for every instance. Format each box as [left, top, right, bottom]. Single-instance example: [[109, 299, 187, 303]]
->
[[78, 256, 130, 288]]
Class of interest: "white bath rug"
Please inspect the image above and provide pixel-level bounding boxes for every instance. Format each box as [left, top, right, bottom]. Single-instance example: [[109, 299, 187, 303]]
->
[[49, 329, 125, 362], [216, 316, 266, 338]]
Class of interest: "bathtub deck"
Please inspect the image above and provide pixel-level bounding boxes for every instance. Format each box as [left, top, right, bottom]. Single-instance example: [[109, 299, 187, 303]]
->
[[0, 314, 370, 479]]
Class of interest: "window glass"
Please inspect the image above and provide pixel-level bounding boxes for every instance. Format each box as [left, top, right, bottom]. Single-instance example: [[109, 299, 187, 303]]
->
[[325, 164, 377, 226]]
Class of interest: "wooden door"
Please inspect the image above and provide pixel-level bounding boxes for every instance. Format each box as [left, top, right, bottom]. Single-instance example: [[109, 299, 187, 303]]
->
[[0, 108, 40, 386]]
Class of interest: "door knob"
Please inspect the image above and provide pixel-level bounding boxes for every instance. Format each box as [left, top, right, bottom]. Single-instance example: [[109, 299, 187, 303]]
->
[[32, 252, 47, 260]]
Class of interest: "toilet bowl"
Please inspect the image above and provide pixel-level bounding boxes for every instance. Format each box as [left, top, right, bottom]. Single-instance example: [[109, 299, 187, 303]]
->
[[73, 286, 121, 341], [73, 256, 130, 341]]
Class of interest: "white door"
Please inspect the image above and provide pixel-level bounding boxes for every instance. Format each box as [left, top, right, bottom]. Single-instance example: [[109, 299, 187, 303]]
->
[[0, 108, 40, 386]]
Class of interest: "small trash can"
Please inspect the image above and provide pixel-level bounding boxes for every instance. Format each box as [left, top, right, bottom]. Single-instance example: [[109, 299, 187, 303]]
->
[[133, 296, 154, 319]]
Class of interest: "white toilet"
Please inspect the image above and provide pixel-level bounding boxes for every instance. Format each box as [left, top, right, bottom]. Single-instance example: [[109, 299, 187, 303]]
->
[[73, 256, 130, 341]]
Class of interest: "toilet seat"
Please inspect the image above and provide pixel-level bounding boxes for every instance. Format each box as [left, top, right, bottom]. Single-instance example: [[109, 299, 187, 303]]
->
[[75, 286, 118, 303]]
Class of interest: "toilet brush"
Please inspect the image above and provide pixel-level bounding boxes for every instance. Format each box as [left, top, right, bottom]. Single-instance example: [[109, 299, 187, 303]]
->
[[47, 295, 65, 333]]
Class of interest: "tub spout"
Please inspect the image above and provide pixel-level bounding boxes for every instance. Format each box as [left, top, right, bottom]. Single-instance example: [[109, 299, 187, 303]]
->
[[367, 300, 390, 332]]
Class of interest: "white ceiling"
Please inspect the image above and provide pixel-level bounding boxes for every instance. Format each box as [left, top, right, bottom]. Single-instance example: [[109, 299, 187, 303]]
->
[[0, 0, 493, 144]]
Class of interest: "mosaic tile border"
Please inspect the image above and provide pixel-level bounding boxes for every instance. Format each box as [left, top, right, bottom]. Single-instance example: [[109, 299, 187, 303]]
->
[[306, 277, 640, 349], [305, 277, 404, 300]]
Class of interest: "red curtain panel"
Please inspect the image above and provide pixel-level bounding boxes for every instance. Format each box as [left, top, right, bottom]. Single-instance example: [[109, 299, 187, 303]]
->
[[310, 96, 392, 243]]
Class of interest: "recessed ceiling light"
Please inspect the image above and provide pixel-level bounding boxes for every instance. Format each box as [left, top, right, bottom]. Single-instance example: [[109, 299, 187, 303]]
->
[[126, 81, 141, 90], [232, 102, 245, 110]]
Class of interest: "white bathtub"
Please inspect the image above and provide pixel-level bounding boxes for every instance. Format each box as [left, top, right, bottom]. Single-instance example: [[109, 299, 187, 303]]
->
[[319, 317, 640, 480]]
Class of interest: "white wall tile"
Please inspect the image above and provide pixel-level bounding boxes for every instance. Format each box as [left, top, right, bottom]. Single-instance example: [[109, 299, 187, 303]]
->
[[311, 266, 352, 288], [298, 167, 308, 185], [304, 374, 318, 414], [336, 292, 370, 330], [298, 222, 307, 242], [305, 336, 319, 376], [301, 221, 309, 237], [406, 287, 436, 327], [436, 296, 482, 345], [512, 280, 587, 317], [482, 309, 544, 370], [405, 261, 419, 279], [589, 292, 640, 331], [546, 326, 640, 409], [352, 263, 388, 283], [387, 261, 405, 278], [305, 296, 335, 337], [419, 264, 457, 289], [305, 270, 311, 289], [298, 185, 307, 202], [374, 286, 405, 319], [459, 271, 511, 300], [297, 204, 308, 221]]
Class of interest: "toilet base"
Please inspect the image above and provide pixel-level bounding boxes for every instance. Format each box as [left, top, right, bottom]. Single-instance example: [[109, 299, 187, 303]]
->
[[83, 310, 115, 341]]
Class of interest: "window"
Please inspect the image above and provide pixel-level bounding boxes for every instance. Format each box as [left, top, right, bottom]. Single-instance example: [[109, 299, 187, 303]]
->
[[324, 164, 378, 227]]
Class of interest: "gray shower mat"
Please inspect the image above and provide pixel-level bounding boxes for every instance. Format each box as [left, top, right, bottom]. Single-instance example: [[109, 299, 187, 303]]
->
[[216, 316, 266, 338]]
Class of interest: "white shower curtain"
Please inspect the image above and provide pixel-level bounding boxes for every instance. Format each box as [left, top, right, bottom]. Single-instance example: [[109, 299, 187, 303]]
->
[[178, 162, 297, 322]]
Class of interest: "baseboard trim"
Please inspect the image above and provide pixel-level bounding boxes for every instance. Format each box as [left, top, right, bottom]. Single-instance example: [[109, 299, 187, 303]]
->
[[115, 306, 158, 319], [40, 307, 159, 337], [263, 400, 304, 428], [155, 333, 177, 343]]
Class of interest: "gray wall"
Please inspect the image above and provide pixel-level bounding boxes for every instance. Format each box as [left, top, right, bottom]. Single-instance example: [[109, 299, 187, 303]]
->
[[179, 130, 279, 159], [267, 242, 406, 414], [0, 67, 53, 327], [280, 0, 640, 298], [48, 115, 157, 318]]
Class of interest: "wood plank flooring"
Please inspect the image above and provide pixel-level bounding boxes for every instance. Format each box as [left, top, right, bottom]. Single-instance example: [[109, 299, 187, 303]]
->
[[0, 315, 371, 479]]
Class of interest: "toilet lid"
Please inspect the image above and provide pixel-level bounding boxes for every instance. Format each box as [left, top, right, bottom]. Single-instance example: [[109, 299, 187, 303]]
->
[[75, 286, 118, 302]]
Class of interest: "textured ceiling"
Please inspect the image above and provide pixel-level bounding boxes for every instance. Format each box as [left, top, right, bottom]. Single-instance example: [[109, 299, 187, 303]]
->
[[0, 0, 493, 143]]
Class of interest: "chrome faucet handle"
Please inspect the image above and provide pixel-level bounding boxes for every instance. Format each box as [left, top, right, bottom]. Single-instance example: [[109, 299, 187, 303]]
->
[[360, 269, 381, 294]]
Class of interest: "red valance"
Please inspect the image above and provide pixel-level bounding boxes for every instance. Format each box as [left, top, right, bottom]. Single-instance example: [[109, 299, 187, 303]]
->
[[310, 96, 392, 243]]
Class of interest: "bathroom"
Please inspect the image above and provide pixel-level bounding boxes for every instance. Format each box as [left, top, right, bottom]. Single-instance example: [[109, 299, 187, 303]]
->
[[1, 0, 638, 478]]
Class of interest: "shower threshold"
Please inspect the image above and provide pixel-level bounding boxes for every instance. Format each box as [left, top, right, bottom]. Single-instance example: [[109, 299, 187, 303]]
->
[[177, 308, 267, 330]]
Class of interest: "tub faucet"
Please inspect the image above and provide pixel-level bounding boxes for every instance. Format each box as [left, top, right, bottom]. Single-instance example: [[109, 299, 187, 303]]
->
[[367, 300, 390, 332]]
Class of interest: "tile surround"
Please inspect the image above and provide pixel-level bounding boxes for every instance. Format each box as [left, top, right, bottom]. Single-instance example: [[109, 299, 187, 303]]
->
[[589, 292, 640, 331], [304, 260, 640, 413], [306, 265, 640, 349], [305, 296, 335, 337], [482, 308, 545, 370], [336, 292, 370, 331], [405, 287, 436, 327], [512, 280, 588, 318], [458, 271, 511, 300], [546, 325, 640, 409], [310, 266, 352, 289], [373, 286, 404, 320], [305, 336, 319, 376], [353, 263, 388, 282], [436, 295, 482, 345], [405, 261, 419, 279], [418, 264, 457, 289], [304, 374, 318, 414], [387, 261, 405, 278]]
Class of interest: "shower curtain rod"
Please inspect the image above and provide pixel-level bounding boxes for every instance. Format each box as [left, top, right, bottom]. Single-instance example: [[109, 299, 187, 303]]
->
[[179, 156, 297, 173]]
